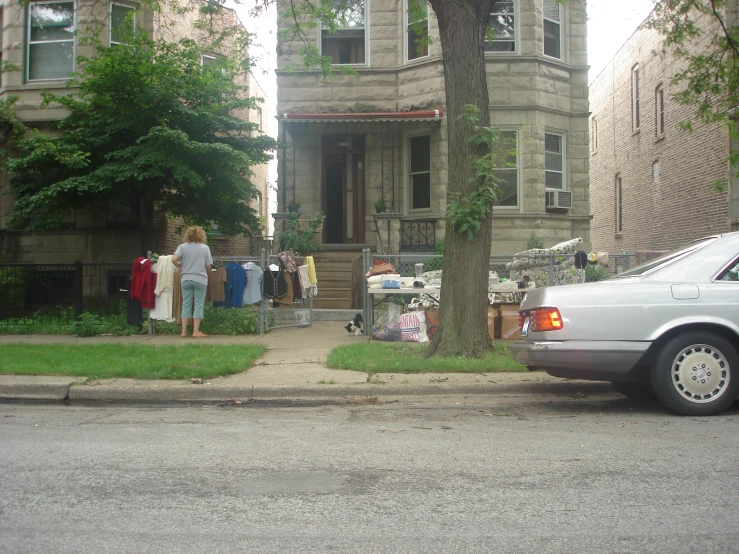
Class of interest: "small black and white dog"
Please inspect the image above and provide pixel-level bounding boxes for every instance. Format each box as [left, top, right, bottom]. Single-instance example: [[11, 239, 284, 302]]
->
[[345, 313, 364, 335]]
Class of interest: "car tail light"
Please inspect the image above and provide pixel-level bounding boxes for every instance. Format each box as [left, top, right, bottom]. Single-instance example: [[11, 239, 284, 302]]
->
[[523, 308, 564, 332]]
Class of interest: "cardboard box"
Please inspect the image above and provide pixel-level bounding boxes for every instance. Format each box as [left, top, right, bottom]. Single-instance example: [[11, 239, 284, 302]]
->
[[487, 306, 497, 342], [499, 303, 522, 340]]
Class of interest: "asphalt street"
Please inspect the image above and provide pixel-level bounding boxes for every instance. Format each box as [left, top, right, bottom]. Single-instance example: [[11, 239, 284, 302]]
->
[[1, 396, 738, 554]]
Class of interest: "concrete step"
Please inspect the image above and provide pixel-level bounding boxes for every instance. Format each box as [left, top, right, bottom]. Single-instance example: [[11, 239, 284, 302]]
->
[[319, 278, 354, 289], [312, 251, 363, 263], [313, 297, 352, 310], [315, 262, 353, 272], [318, 287, 352, 300]]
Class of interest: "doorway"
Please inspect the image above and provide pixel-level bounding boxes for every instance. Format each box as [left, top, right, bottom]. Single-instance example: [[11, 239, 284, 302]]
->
[[322, 135, 365, 244]]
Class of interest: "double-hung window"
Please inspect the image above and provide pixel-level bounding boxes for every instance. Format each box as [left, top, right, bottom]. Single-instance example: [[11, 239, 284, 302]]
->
[[615, 174, 623, 234], [493, 129, 519, 207], [590, 117, 597, 152], [485, 0, 516, 53], [655, 84, 664, 137], [405, 0, 428, 61], [27, 1, 75, 81], [632, 64, 641, 131], [321, 0, 366, 65], [545, 132, 564, 190], [542, 0, 561, 59], [408, 134, 431, 210], [110, 3, 135, 46]]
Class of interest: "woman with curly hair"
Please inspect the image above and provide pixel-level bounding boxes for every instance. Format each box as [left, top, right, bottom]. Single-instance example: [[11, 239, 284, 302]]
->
[[172, 225, 213, 337]]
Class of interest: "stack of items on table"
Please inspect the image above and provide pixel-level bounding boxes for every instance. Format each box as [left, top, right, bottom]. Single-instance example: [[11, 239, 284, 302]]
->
[[366, 261, 435, 342], [263, 251, 317, 308]]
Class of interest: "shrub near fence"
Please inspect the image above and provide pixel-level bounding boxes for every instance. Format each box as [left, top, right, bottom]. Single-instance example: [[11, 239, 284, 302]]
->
[[0, 262, 133, 326]]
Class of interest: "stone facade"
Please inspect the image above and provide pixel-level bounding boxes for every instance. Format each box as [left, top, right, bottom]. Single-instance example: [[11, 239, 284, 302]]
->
[[0, 1, 269, 262], [589, 8, 736, 253], [276, 0, 591, 254]]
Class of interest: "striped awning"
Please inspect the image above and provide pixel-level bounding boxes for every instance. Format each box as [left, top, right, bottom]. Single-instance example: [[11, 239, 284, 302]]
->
[[278, 110, 444, 123]]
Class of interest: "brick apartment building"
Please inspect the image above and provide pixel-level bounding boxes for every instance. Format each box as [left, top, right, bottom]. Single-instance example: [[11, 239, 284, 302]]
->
[[275, 0, 592, 258], [0, 0, 271, 263], [589, 7, 739, 253]]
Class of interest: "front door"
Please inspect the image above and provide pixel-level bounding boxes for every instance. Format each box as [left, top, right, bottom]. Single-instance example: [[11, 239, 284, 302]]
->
[[322, 135, 365, 244]]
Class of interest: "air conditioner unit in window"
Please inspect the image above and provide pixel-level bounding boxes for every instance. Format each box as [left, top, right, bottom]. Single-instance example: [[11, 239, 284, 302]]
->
[[545, 189, 572, 210]]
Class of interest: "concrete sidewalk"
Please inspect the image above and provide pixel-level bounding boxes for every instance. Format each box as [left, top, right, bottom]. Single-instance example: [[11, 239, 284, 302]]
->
[[0, 321, 615, 403]]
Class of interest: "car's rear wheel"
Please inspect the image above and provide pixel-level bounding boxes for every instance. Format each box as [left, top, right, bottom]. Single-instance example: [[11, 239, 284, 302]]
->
[[610, 381, 655, 401], [651, 331, 739, 416]]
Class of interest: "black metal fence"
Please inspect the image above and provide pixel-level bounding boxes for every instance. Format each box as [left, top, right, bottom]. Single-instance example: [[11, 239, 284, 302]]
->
[[0, 262, 131, 325], [400, 220, 436, 251]]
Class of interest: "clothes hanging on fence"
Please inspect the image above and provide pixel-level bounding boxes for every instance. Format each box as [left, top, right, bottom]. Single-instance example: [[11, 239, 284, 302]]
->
[[125, 280, 143, 327], [297, 265, 313, 298], [293, 271, 302, 300], [131, 257, 156, 309], [173, 269, 183, 324], [206, 267, 228, 302], [153, 255, 176, 295], [278, 250, 298, 273], [264, 268, 287, 299], [151, 256, 177, 321], [149, 292, 174, 322], [213, 262, 246, 308], [242, 262, 263, 305], [274, 271, 294, 306], [305, 256, 318, 286]]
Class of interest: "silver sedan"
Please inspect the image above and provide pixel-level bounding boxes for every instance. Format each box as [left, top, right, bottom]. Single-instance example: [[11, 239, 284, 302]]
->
[[510, 232, 739, 415]]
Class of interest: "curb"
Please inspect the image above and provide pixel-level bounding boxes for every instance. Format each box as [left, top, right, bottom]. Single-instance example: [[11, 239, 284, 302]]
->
[[2, 378, 616, 403], [0, 377, 84, 401]]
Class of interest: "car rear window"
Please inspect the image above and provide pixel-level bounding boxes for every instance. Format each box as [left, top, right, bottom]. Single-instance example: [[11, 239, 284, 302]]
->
[[615, 236, 719, 277]]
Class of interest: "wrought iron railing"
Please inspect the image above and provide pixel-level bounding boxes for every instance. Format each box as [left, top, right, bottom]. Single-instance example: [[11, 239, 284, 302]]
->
[[0, 262, 131, 325], [400, 219, 436, 251]]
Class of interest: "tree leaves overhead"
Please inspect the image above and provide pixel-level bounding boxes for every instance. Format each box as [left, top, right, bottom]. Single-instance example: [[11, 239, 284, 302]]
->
[[7, 31, 276, 235], [644, 0, 739, 193]]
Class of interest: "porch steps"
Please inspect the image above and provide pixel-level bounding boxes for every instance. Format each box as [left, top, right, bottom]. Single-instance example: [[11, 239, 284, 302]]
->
[[312, 250, 363, 310]]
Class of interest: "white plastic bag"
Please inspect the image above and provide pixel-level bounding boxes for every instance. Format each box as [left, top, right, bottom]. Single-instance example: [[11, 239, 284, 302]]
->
[[400, 311, 429, 342]]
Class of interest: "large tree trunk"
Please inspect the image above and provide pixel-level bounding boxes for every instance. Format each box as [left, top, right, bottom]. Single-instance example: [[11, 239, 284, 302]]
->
[[426, 0, 496, 358]]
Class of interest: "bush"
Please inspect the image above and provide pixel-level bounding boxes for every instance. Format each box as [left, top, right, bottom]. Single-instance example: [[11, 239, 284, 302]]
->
[[0, 261, 28, 309], [151, 304, 259, 335], [277, 212, 325, 254], [526, 233, 544, 250], [585, 265, 611, 282]]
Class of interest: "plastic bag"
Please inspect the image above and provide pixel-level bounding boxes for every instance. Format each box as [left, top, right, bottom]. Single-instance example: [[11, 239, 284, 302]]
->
[[400, 311, 429, 342], [371, 321, 402, 341], [372, 303, 402, 341], [375, 303, 402, 326]]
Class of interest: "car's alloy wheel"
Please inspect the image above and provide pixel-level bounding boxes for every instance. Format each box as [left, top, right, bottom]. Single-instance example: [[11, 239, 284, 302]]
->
[[652, 331, 739, 416], [671, 344, 729, 402]]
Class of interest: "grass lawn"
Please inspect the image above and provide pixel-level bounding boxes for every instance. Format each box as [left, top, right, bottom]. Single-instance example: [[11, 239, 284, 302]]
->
[[326, 341, 527, 373], [0, 343, 266, 380]]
